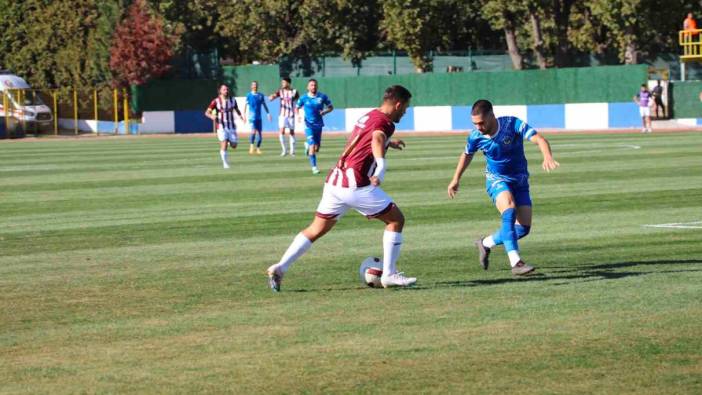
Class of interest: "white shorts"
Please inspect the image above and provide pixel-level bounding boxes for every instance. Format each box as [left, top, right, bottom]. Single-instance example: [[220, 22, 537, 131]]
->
[[316, 183, 394, 220], [639, 107, 650, 117], [278, 116, 295, 130], [217, 128, 238, 143]]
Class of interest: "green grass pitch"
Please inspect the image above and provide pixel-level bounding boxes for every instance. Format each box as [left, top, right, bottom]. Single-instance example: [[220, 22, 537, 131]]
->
[[1, 132, 701, 393]]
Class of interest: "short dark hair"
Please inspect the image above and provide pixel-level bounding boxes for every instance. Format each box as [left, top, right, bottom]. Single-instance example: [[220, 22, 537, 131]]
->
[[308, 78, 317, 84], [641, 83, 647, 88], [282, 77, 291, 84], [383, 85, 412, 103], [471, 99, 493, 116]]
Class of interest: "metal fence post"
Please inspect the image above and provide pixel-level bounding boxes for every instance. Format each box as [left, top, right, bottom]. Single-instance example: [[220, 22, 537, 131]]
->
[[53, 90, 58, 135]]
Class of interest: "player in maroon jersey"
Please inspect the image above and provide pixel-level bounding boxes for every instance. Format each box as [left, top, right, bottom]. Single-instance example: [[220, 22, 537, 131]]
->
[[205, 84, 243, 168], [267, 85, 416, 291], [269, 77, 299, 156]]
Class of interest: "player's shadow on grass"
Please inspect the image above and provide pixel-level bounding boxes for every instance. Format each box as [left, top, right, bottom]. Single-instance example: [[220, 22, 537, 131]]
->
[[432, 259, 702, 289]]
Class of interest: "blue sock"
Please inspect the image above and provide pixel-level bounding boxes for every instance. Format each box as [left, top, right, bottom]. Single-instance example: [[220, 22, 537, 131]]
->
[[491, 224, 530, 246], [500, 208, 518, 252], [491, 229, 503, 246], [309, 154, 317, 167], [256, 132, 262, 148], [249, 133, 255, 145], [516, 225, 531, 239]]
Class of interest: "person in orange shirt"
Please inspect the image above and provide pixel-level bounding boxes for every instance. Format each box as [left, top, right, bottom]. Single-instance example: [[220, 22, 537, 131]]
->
[[684, 13, 698, 42]]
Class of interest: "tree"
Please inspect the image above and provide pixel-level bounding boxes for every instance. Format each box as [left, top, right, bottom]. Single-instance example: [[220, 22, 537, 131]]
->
[[381, 0, 462, 72], [152, 0, 222, 52], [526, 0, 548, 69], [0, 0, 121, 89], [483, 0, 525, 70], [216, 0, 304, 65], [109, 0, 178, 87], [301, 0, 381, 68]]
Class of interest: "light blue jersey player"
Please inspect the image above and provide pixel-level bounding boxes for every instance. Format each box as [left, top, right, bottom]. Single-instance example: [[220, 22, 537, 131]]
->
[[448, 100, 559, 276], [245, 81, 270, 155], [296, 79, 333, 174]]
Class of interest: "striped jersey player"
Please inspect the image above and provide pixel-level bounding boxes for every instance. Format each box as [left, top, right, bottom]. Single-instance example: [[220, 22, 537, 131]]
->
[[448, 99, 559, 276], [267, 85, 417, 291], [205, 84, 243, 169], [269, 77, 299, 156]]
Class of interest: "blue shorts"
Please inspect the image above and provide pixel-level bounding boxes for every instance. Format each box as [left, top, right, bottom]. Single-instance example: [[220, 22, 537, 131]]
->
[[305, 127, 322, 147], [486, 175, 532, 206], [249, 119, 262, 132]]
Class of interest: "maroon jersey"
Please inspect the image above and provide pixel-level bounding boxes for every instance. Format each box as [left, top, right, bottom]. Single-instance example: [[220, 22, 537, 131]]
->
[[208, 97, 239, 130], [326, 109, 395, 188]]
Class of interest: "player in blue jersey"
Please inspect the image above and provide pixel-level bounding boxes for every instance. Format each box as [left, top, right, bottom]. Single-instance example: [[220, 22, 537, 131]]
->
[[296, 79, 334, 174], [447, 100, 559, 275], [245, 81, 271, 155]]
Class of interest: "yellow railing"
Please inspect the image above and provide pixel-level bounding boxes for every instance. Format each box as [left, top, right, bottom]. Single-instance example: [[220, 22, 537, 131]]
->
[[2, 87, 133, 137], [679, 29, 702, 61]]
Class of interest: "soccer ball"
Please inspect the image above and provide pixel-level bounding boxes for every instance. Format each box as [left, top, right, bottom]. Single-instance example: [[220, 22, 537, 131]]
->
[[359, 257, 383, 288]]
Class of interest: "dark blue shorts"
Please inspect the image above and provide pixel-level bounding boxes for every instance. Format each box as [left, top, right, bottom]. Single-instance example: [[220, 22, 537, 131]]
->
[[249, 119, 262, 132]]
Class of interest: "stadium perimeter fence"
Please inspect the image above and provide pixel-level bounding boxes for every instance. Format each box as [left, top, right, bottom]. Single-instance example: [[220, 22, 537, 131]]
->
[[0, 87, 135, 138]]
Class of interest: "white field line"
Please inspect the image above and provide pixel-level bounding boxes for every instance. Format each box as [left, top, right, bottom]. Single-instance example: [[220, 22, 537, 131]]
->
[[643, 221, 702, 229]]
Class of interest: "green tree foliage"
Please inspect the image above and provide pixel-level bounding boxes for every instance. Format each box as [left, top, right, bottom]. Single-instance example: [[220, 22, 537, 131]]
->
[[151, 0, 221, 51], [0, 0, 698, 88], [0, 0, 120, 89], [381, 0, 458, 72], [301, 0, 381, 68], [216, 1, 304, 64]]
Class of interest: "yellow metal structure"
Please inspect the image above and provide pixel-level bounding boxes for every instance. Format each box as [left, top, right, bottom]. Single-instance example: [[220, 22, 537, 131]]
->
[[53, 91, 58, 135], [1, 87, 131, 137], [679, 29, 702, 62], [122, 88, 129, 134]]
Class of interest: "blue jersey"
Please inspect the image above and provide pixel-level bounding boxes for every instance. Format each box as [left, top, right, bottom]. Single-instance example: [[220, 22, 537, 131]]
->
[[296, 92, 332, 129], [246, 92, 266, 121], [465, 116, 537, 182]]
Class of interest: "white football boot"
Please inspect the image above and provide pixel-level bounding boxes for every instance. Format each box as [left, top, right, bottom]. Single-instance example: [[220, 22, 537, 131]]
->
[[266, 264, 284, 292], [381, 272, 417, 288]]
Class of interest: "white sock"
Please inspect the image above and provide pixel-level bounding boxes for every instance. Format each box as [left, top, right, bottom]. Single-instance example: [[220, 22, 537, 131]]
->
[[290, 135, 296, 153], [219, 150, 229, 165], [279, 134, 286, 152], [382, 231, 403, 277], [275, 233, 312, 273], [482, 235, 496, 249], [507, 250, 521, 267]]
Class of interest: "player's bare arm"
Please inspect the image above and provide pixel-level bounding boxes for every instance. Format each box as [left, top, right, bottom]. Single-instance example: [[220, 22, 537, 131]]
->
[[320, 105, 334, 116], [448, 152, 474, 199], [263, 101, 272, 121], [530, 134, 560, 172], [370, 130, 387, 186]]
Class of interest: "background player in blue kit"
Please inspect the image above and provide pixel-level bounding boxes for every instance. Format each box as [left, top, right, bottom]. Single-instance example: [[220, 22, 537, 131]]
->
[[296, 79, 333, 174], [245, 81, 271, 155], [447, 99, 559, 276]]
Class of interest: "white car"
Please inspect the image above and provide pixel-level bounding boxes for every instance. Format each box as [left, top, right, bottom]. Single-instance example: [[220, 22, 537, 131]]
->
[[0, 71, 53, 133]]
